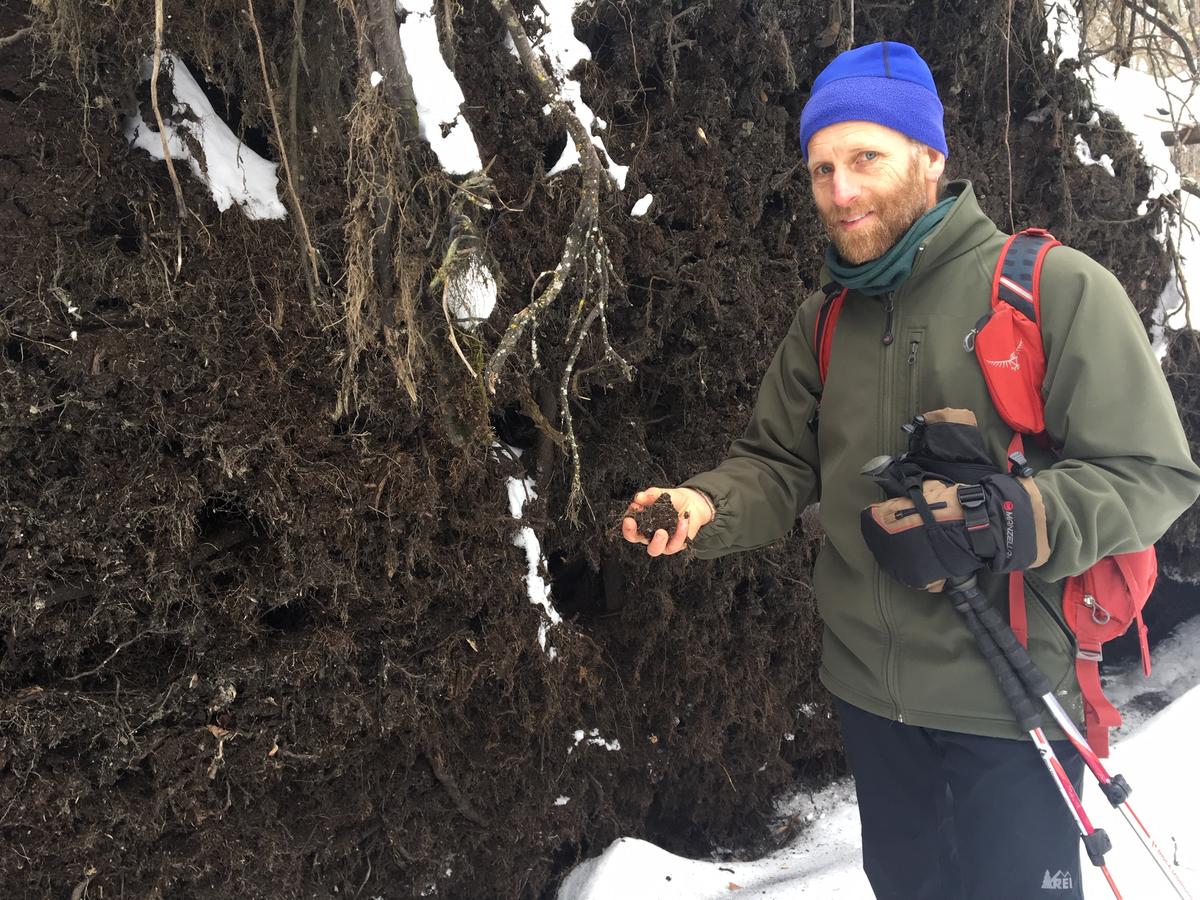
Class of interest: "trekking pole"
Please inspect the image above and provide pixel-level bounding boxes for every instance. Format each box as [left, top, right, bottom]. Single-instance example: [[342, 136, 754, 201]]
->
[[948, 575, 1194, 900], [945, 578, 1124, 899]]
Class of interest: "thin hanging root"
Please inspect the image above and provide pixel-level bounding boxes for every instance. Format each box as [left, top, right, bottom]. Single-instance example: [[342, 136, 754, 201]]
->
[[560, 232, 631, 520], [151, 0, 187, 274], [441, 279, 479, 379], [246, 0, 322, 305]]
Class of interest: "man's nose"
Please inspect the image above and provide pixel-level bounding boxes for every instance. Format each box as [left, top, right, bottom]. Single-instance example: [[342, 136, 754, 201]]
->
[[831, 170, 861, 208]]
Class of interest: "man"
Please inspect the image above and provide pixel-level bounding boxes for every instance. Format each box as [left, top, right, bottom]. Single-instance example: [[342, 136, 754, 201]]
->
[[621, 41, 1200, 900]]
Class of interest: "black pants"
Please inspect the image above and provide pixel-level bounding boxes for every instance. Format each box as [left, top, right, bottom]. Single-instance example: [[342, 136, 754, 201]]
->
[[835, 697, 1086, 900]]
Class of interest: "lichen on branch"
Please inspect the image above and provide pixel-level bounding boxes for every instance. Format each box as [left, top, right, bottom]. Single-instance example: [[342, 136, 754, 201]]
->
[[485, 0, 632, 518]]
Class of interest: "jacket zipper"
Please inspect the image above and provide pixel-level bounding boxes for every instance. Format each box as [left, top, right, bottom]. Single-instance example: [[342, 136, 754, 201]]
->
[[906, 331, 923, 417], [877, 288, 904, 720]]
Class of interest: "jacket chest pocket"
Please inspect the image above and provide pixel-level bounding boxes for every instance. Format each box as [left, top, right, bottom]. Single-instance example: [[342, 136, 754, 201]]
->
[[905, 328, 924, 418]]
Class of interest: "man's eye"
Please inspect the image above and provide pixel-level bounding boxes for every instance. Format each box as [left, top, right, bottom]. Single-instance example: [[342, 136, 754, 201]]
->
[[816, 165, 833, 176], [862, 151, 879, 162]]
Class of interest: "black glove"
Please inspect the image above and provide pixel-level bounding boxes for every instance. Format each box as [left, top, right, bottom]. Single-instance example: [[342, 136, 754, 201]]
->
[[860, 472, 1040, 592]]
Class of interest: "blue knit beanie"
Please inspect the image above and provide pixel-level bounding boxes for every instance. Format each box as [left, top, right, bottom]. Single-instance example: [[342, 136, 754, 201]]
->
[[799, 41, 948, 161]]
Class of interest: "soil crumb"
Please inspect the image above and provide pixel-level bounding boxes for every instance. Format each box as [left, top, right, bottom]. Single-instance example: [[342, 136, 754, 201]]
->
[[634, 493, 683, 539]]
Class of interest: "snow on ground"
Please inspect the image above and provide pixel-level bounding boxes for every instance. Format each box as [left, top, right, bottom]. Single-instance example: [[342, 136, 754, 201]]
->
[[125, 54, 286, 221], [558, 619, 1200, 899]]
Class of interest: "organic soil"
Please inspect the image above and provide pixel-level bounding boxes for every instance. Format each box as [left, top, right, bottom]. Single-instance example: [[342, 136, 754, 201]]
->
[[1, 0, 1194, 897], [631, 494, 681, 540]]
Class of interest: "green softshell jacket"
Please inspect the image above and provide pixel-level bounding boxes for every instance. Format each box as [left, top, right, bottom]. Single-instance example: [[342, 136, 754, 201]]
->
[[683, 181, 1200, 740]]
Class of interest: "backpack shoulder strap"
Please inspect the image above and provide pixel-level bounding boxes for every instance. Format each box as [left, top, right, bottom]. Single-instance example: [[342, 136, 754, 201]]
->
[[991, 227, 1060, 322], [815, 285, 849, 385]]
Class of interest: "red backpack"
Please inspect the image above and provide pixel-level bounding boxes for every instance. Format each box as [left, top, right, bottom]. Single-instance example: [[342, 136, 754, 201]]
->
[[815, 228, 1155, 757]]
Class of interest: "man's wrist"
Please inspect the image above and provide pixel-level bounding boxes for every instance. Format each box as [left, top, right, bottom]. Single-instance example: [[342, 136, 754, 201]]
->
[[691, 487, 717, 522]]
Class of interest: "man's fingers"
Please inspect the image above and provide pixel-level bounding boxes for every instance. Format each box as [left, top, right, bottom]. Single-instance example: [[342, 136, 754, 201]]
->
[[634, 488, 661, 507], [646, 529, 670, 557], [621, 516, 649, 545], [664, 514, 689, 554]]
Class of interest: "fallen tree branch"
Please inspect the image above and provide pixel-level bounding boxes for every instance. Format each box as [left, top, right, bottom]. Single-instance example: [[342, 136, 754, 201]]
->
[[1162, 124, 1200, 146], [1122, 0, 1197, 74]]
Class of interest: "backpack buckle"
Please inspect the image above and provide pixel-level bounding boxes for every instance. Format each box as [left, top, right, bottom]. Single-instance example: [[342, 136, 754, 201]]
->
[[1077, 648, 1103, 662]]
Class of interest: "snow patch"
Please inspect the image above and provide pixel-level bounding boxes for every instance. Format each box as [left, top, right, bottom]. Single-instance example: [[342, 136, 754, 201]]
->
[[630, 193, 653, 217], [125, 54, 286, 220], [1042, 0, 1081, 67], [446, 254, 497, 329], [1057, 23, 1200, 350], [568, 728, 620, 754], [395, 0, 482, 175], [533, 0, 629, 189], [505, 462, 561, 659], [1073, 134, 1114, 177]]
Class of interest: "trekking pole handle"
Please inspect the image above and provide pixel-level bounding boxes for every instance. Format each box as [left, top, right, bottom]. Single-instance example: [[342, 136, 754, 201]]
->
[[948, 592, 1043, 732], [947, 576, 1054, 700]]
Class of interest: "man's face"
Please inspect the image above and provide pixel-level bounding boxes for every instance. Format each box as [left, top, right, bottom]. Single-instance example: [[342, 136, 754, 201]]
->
[[807, 121, 945, 264]]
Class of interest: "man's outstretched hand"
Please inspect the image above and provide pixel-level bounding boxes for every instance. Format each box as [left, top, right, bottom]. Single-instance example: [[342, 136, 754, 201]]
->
[[621, 486, 714, 556]]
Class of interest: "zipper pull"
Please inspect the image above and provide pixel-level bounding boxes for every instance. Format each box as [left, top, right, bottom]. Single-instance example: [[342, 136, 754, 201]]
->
[[881, 294, 895, 346], [908, 339, 919, 365]]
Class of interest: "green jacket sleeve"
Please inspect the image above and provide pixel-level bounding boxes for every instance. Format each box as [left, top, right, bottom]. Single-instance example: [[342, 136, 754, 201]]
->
[[1031, 246, 1200, 580], [680, 298, 824, 559]]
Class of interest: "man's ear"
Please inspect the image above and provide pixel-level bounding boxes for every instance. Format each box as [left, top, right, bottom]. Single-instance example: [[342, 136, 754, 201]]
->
[[924, 147, 946, 186]]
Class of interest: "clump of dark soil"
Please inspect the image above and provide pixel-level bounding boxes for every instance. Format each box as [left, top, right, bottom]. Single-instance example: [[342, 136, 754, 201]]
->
[[631, 494, 682, 540], [1, 0, 1193, 897]]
